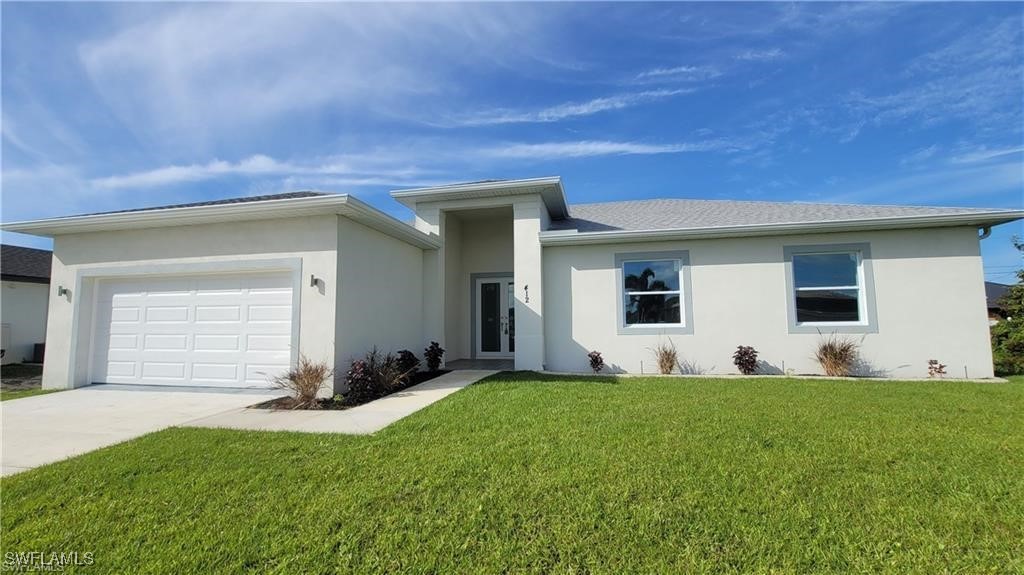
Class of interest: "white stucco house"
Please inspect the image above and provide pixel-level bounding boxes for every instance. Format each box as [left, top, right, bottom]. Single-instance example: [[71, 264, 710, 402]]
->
[[1, 245, 52, 365], [3, 177, 1021, 391]]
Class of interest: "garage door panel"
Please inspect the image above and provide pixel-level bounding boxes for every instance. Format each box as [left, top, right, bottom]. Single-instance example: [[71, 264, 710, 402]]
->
[[145, 306, 190, 322], [194, 334, 240, 352], [195, 305, 241, 322], [91, 272, 294, 388], [247, 305, 291, 322], [142, 334, 188, 351]]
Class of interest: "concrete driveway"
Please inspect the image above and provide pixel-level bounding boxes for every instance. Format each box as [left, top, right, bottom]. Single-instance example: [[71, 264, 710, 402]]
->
[[1, 385, 281, 476]]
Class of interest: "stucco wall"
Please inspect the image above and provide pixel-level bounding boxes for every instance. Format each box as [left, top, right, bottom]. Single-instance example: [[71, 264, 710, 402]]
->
[[42, 216, 339, 389], [335, 216, 425, 384], [1, 280, 49, 364], [542, 226, 994, 378], [453, 213, 514, 360]]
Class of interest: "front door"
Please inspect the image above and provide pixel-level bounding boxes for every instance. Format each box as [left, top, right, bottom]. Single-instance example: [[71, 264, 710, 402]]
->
[[475, 276, 514, 358]]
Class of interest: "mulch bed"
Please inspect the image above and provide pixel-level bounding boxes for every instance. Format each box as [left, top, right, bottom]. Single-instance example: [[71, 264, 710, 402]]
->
[[0, 363, 44, 391], [251, 370, 451, 411]]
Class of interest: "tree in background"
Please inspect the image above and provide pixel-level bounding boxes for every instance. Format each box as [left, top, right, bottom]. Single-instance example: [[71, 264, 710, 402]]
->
[[991, 237, 1024, 375]]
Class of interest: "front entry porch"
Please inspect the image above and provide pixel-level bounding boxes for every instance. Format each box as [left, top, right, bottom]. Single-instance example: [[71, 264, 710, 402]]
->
[[447, 358, 515, 371]]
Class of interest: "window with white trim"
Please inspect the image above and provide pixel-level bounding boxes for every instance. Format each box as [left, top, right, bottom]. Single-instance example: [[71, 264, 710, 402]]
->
[[791, 251, 863, 324], [622, 258, 683, 326]]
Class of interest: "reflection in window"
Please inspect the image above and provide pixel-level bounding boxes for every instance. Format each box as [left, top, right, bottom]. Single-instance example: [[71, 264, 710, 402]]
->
[[623, 259, 683, 325], [792, 252, 861, 323]]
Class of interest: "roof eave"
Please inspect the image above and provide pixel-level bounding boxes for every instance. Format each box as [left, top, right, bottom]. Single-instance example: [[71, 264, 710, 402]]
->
[[390, 176, 569, 219], [1, 194, 441, 250], [539, 211, 1024, 246]]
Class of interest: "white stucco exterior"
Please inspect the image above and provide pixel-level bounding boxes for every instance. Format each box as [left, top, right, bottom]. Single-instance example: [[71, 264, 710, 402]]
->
[[542, 226, 994, 378], [1, 280, 49, 364], [40, 216, 339, 390], [335, 216, 425, 372], [5, 179, 1016, 389]]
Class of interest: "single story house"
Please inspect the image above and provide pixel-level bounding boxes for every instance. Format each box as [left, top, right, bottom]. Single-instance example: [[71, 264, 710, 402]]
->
[[984, 281, 1014, 324], [1, 244, 52, 365], [3, 177, 1021, 391]]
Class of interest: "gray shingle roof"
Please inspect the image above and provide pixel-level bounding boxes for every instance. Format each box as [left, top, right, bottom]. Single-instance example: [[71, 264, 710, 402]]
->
[[550, 198, 1013, 232], [985, 281, 1013, 310], [85, 191, 328, 216], [1, 245, 52, 282]]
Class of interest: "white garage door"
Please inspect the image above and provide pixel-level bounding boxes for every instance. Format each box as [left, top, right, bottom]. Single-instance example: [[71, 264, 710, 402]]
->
[[91, 273, 294, 388]]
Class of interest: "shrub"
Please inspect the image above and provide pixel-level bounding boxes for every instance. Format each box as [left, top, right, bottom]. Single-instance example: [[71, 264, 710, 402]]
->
[[345, 347, 416, 404], [588, 351, 605, 373], [991, 237, 1024, 375], [424, 341, 445, 372], [927, 359, 947, 378], [366, 347, 414, 391], [270, 354, 334, 409], [650, 339, 678, 375], [344, 359, 375, 404], [814, 333, 860, 377], [397, 350, 420, 377], [733, 346, 759, 375]]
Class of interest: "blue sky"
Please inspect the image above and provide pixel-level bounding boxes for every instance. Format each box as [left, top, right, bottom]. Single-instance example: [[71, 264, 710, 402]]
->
[[2, 2, 1022, 281]]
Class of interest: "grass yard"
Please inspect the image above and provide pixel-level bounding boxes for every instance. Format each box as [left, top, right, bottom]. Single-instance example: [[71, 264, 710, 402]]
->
[[0, 387, 60, 401], [1, 373, 1022, 573]]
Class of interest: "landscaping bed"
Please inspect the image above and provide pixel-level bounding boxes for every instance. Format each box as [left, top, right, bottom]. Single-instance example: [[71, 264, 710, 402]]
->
[[251, 369, 450, 410]]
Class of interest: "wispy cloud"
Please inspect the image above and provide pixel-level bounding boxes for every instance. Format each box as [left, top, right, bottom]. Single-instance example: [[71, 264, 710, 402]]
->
[[76, 4, 570, 152], [448, 89, 691, 126], [90, 154, 435, 190], [821, 161, 1023, 206], [480, 139, 741, 159], [87, 137, 743, 190], [950, 146, 1024, 165], [899, 144, 940, 165], [634, 65, 720, 82], [735, 48, 785, 61]]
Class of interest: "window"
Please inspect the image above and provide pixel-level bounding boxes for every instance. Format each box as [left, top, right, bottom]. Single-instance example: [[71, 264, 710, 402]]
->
[[783, 243, 877, 335], [623, 259, 682, 325], [792, 252, 862, 323]]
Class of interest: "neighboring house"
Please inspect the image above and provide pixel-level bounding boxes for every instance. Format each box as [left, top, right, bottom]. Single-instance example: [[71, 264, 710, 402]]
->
[[985, 281, 1013, 324], [2, 178, 1021, 391], [1, 244, 52, 365]]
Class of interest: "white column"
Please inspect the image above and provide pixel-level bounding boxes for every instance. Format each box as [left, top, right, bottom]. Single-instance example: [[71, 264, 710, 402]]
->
[[513, 198, 545, 370], [416, 206, 447, 364]]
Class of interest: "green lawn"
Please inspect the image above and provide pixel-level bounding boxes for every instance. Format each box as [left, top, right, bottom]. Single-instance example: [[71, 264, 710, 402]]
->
[[0, 387, 59, 401], [2, 373, 1022, 574]]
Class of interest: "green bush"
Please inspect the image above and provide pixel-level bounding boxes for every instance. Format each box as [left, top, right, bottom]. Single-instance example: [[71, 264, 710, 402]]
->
[[991, 238, 1024, 376]]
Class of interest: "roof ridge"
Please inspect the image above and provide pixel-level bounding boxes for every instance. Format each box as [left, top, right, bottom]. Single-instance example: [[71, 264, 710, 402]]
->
[[567, 197, 1012, 212]]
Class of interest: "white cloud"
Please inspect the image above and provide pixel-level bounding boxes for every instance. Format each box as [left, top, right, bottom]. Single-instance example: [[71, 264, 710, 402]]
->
[[950, 146, 1024, 165], [83, 137, 742, 191], [899, 144, 940, 165], [735, 48, 786, 61], [821, 161, 1024, 206], [635, 65, 720, 82], [89, 154, 436, 190], [480, 139, 739, 159], [77, 4, 570, 152], [448, 89, 692, 126]]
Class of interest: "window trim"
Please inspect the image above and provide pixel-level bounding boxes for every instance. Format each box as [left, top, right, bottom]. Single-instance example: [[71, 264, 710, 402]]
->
[[615, 250, 694, 335], [783, 243, 878, 334]]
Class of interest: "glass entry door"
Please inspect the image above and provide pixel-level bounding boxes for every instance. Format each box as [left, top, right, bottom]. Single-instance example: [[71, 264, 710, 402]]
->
[[475, 276, 514, 358]]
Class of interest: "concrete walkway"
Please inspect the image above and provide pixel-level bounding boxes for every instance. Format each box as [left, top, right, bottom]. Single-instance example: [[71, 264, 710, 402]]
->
[[1, 385, 281, 476], [185, 370, 495, 434]]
